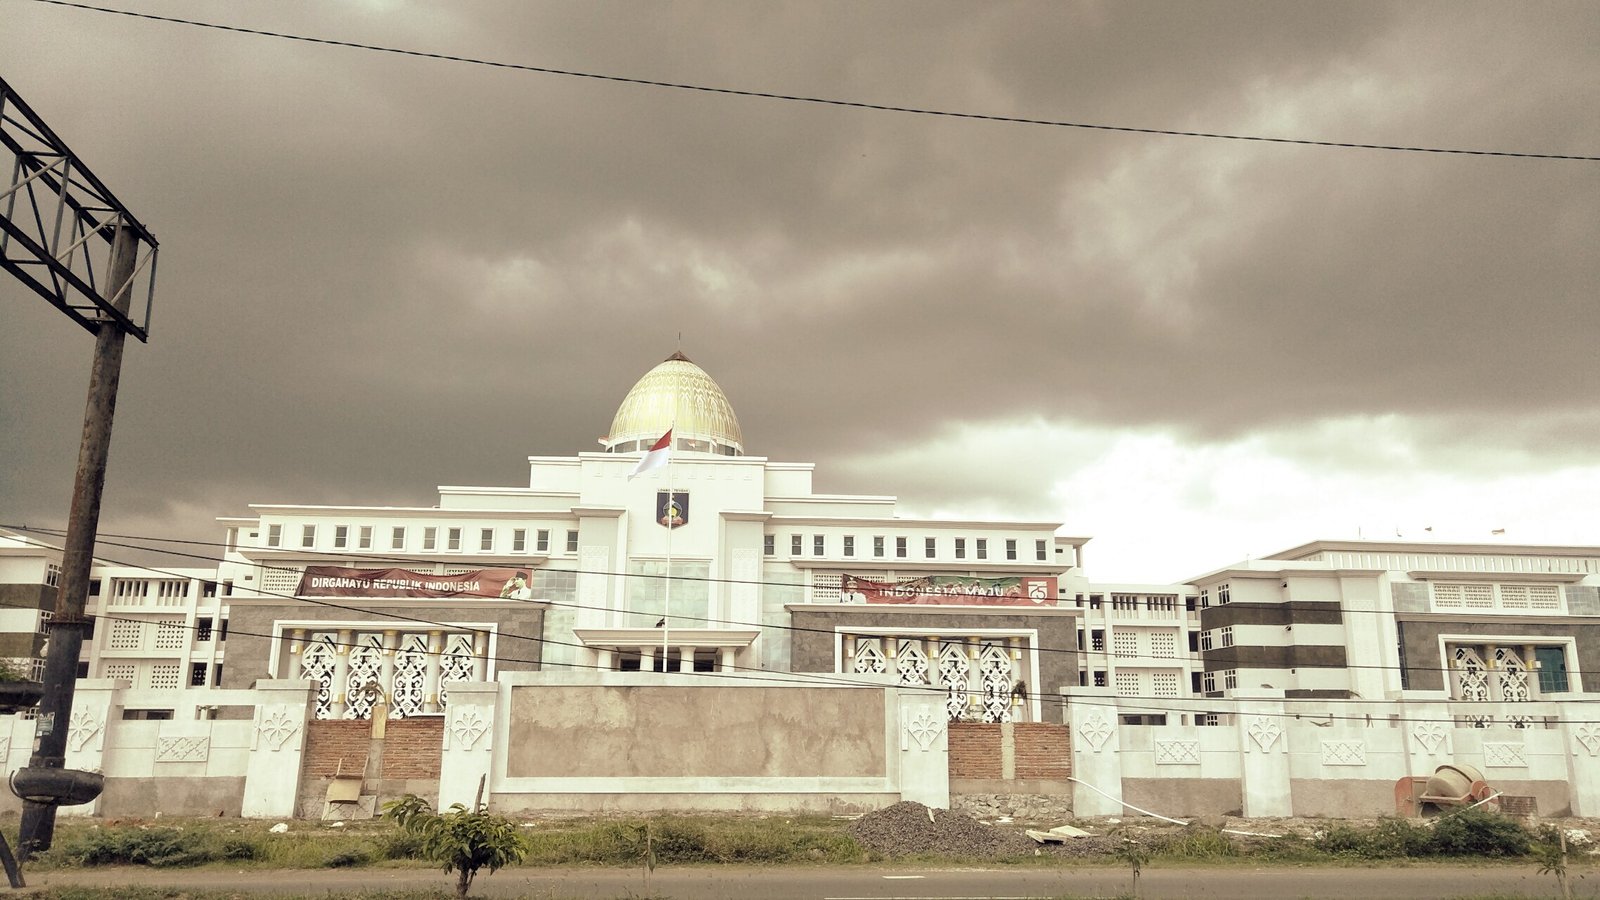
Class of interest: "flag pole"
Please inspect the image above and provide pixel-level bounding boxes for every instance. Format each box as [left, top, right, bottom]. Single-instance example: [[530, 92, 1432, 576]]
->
[[662, 408, 678, 674], [663, 444, 672, 674]]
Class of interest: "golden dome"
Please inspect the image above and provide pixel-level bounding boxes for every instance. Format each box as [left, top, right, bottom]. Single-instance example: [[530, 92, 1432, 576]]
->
[[603, 352, 744, 456]]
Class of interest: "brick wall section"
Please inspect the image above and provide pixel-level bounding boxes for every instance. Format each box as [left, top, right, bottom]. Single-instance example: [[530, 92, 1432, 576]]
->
[[303, 720, 370, 777], [381, 718, 444, 780], [948, 723, 1003, 779], [947, 722, 1072, 780], [1013, 723, 1072, 779]]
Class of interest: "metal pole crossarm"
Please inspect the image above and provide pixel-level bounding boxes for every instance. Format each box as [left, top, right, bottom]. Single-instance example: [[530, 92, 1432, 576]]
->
[[1, 75, 158, 340]]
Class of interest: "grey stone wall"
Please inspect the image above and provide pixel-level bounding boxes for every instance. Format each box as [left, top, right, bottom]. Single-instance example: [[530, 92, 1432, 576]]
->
[[1398, 618, 1600, 692]]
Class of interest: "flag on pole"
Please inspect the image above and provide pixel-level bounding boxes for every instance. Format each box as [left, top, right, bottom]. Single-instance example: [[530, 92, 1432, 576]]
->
[[628, 428, 673, 480]]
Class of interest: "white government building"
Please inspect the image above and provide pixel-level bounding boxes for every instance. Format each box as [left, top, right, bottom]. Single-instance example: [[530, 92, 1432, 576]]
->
[[2, 352, 1596, 818]]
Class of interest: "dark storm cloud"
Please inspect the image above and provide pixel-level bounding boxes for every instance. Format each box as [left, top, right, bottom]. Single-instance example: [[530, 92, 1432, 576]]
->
[[1, 1, 1595, 554]]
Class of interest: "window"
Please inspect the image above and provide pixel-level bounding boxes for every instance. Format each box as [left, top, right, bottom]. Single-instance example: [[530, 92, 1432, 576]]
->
[[195, 617, 213, 642], [218, 619, 228, 642], [763, 535, 775, 556], [1036, 539, 1047, 561], [843, 535, 855, 557], [190, 663, 208, 687], [791, 535, 803, 555], [480, 528, 494, 552], [813, 535, 824, 557], [213, 664, 224, 687], [333, 525, 349, 549], [1185, 595, 1197, 612], [1219, 626, 1234, 649], [1223, 670, 1238, 690], [873, 536, 885, 558], [512, 529, 527, 552], [1199, 631, 1214, 651], [423, 527, 437, 551], [266, 524, 282, 548], [896, 537, 907, 558], [1216, 583, 1231, 604], [221, 580, 232, 597], [1188, 630, 1200, 652], [202, 581, 217, 598], [1198, 588, 1209, 608], [924, 537, 936, 559], [1006, 539, 1017, 560], [1090, 629, 1105, 652], [1536, 647, 1570, 693], [447, 528, 462, 551], [536, 529, 550, 552], [976, 539, 987, 560], [359, 526, 373, 550], [955, 538, 966, 559], [300, 525, 316, 548], [1113, 631, 1138, 658], [391, 526, 406, 550], [1093, 671, 1107, 688], [1191, 671, 1204, 693], [566, 530, 579, 553], [1202, 671, 1216, 693], [1150, 632, 1177, 658]]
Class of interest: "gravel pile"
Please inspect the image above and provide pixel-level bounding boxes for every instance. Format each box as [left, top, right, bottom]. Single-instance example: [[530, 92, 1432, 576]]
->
[[848, 801, 1037, 857]]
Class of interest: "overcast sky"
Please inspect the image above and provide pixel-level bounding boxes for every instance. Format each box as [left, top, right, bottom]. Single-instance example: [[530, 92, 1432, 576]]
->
[[2, 1, 1597, 583]]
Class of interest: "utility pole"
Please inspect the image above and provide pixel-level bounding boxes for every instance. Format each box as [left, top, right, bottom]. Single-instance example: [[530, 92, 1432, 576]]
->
[[1, 75, 160, 864], [15, 224, 137, 858]]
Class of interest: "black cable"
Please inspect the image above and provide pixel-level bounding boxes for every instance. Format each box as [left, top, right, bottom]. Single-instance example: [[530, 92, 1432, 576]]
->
[[8, 522, 1586, 680], [5, 528, 1594, 721], [24, 0, 1600, 162]]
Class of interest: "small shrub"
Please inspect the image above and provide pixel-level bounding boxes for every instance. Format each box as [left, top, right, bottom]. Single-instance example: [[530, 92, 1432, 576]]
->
[[324, 848, 374, 868], [384, 794, 530, 898], [220, 836, 264, 861], [1427, 808, 1531, 857], [1159, 826, 1237, 859], [63, 827, 216, 868]]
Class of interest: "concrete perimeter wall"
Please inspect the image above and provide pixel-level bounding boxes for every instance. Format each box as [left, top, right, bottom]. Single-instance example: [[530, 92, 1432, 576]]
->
[[464, 671, 949, 815], [1067, 689, 1600, 819]]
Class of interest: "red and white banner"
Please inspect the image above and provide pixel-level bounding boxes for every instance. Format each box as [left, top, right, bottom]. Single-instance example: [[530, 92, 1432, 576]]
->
[[295, 566, 534, 599], [840, 573, 1057, 607]]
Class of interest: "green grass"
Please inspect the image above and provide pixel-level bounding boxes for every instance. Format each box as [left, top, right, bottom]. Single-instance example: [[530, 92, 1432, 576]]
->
[[7, 808, 1592, 873]]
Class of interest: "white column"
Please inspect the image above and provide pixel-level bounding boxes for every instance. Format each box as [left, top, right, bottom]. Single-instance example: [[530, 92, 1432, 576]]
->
[[1236, 695, 1292, 817], [897, 686, 949, 808], [1068, 692, 1124, 816], [677, 645, 694, 673], [379, 630, 398, 711], [330, 628, 352, 718], [1564, 712, 1600, 816], [59, 678, 119, 818], [423, 630, 443, 713], [242, 679, 317, 818], [438, 681, 497, 811]]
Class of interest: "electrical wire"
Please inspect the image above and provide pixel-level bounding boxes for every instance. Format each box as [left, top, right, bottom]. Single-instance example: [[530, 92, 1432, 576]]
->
[[5, 529, 1597, 723], [24, 0, 1600, 162], [7, 522, 1589, 680]]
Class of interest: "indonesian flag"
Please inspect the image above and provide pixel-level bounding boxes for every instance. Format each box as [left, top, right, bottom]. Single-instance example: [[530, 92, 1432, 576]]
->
[[628, 428, 673, 480]]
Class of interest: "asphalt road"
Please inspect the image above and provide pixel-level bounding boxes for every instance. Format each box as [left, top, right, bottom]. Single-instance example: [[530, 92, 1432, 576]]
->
[[17, 863, 1595, 899]]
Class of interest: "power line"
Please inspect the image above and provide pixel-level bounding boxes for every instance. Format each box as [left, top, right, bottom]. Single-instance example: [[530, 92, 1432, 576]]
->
[[26, 0, 1600, 163], [4, 525, 1587, 687], [6, 532, 1595, 723]]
